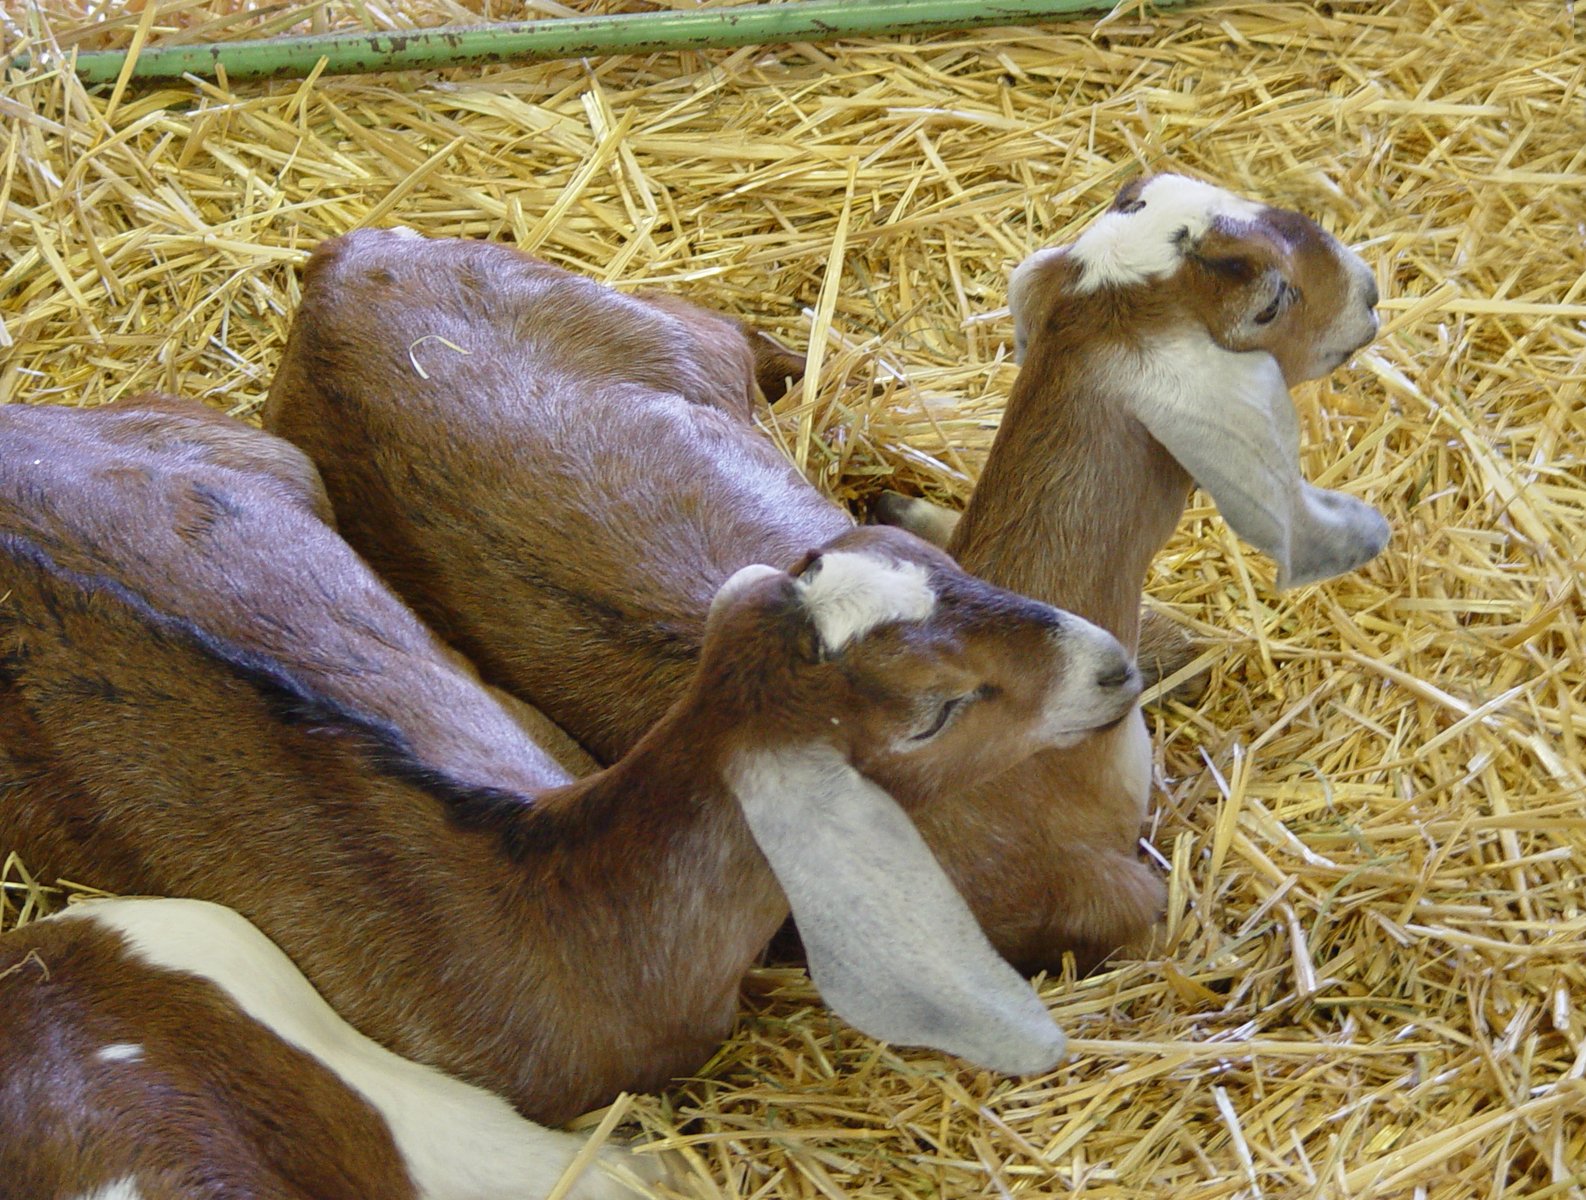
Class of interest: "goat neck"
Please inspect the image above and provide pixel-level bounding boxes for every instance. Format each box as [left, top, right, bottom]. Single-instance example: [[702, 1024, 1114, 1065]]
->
[[948, 311, 1192, 650]]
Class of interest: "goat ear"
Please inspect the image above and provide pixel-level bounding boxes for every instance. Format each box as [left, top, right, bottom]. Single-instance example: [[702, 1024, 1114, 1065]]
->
[[728, 747, 1067, 1075], [706, 563, 786, 627], [748, 329, 807, 400], [1109, 175, 1148, 214], [1008, 248, 1068, 365], [1187, 220, 1284, 276], [784, 553, 826, 662], [1188, 224, 1295, 339], [1129, 341, 1390, 587], [786, 549, 822, 578]]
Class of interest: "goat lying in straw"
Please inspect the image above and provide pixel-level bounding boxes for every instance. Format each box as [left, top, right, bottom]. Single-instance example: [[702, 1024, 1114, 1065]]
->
[[264, 173, 1386, 972], [0, 395, 1137, 1196]]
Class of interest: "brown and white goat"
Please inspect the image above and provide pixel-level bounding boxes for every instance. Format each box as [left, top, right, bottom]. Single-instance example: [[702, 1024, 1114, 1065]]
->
[[262, 175, 1384, 971], [878, 173, 1387, 965], [0, 897, 650, 1200], [0, 398, 1136, 1129]]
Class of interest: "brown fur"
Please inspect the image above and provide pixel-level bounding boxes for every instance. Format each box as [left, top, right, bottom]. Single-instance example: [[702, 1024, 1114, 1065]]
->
[[0, 916, 417, 1200], [266, 236, 847, 764], [936, 181, 1380, 965], [0, 399, 1094, 1121], [871, 491, 1206, 700], [262, 181, 1371, 972]]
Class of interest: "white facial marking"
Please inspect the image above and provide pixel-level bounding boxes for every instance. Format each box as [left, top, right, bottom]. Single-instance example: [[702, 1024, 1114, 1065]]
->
[[386, 225, 423, 239], [1040, 615, 1139, 746], [796, 551, 935, 653], [708, 563, 782, 622], [1319, 246, 1381, 371], [95, 1043, 144, 1064], [70, 1180, 142, 1200], [1070, 175, 1265, 293], [57, 899, 640, 1200], [727, 746, 1066, 1074]]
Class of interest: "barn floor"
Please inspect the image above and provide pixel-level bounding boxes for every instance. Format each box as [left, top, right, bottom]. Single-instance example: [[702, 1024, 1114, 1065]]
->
[[2, 1, 1583, 1196]]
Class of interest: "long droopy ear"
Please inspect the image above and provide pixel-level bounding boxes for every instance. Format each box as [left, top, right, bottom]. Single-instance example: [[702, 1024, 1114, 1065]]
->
[[1008, 247, 1066, 364], [728, 746, 1066, 1075], [1128, 337, 1390, 587]]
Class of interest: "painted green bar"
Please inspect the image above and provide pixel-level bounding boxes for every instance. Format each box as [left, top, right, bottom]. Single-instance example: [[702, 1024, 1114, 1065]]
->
[[33, 0, 1191, 86]]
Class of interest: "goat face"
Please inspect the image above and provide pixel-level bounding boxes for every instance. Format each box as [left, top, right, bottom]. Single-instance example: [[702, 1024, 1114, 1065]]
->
[[1004, 175, 1390, 590], [1013, 174, 1380, 384], [701, 525, 1138, 800]]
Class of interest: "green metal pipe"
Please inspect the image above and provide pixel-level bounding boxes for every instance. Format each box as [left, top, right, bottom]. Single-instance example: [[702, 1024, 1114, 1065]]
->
[[22, 0, 1192, 87]]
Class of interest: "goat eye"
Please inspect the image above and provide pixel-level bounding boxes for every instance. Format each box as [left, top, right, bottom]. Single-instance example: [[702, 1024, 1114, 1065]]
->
[[911, 694, 970, 742], [1254, 284, 1291, 326]]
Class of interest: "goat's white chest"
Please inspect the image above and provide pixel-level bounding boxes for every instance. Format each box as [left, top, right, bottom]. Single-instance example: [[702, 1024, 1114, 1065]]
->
[[1109, 709, 1153, 823]]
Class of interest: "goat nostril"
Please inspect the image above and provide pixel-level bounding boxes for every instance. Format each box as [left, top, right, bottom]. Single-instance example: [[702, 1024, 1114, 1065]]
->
[[1365, 279, 1380, 309]]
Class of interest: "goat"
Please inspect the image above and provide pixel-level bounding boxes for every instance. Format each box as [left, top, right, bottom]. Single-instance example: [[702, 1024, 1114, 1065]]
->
[[879, 173, 1388, 965], [261, 173, 1384, 971], [0, 897, 651, 1200], [0, 397, 1137, 1130]]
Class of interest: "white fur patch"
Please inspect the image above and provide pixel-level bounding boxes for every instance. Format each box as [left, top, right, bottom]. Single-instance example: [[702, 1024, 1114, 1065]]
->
[[1317, 250, 1381, 373], [386, 225, 423, 240], [708, 563, 782, 622], [71, 1180, 142, 1200], [1110, 709, 1154, 824], [95, 1043, 144, 1064], [59, 899, 641, 1200], [796, 552, 935, 653], [1039, 616, 1137, 746], [1070, 175, 1265, 292]]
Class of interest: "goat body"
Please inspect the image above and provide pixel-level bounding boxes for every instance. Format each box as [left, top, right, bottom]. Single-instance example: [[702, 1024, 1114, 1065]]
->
[[264, 178, 1383, 970], [0, 398, 1126, 1128], [0, 898, 645, 1200]]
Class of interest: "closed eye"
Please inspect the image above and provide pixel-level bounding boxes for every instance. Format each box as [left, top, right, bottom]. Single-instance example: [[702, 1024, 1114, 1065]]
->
[[1254, 283, 1293, 325], [910, 693, 972, 742]]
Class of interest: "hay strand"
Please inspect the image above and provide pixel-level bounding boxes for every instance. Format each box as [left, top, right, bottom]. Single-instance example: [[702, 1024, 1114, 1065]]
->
[[3, 1, 1584, 1196]]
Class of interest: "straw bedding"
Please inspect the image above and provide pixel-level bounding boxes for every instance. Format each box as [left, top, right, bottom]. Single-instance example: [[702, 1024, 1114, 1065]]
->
[[2, 1, 1583, 1195]]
